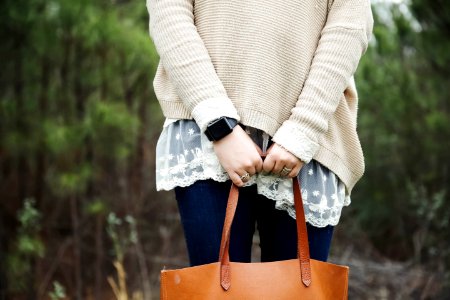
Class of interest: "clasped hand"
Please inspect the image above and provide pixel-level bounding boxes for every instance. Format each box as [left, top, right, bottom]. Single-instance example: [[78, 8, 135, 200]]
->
[[212, 125, 304, 187]]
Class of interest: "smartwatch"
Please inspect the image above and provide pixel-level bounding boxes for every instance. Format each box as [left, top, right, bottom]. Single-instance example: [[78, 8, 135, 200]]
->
[[204, 116, 238, 141]]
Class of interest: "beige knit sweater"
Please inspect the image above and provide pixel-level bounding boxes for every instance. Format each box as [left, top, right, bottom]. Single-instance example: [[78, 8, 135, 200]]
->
[[146, 0, 374, 195]]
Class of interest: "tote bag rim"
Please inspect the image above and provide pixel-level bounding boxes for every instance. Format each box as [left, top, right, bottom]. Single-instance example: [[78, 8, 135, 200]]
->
[[161, 258, 349, 274]]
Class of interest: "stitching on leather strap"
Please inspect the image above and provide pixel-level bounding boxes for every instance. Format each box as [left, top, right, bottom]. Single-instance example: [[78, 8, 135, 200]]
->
[[219, 184, 238, 290], [293, 178, 312, 287]]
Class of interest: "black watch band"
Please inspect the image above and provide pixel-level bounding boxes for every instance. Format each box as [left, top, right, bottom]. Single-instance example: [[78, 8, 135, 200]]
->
[[204, 117, 238, 141]]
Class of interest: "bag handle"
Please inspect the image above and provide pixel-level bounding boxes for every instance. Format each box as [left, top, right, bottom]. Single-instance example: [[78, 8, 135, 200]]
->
[[218, 152, 312, 290]]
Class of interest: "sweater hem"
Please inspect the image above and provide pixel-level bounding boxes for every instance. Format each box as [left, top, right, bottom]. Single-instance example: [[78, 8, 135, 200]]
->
[[313, 145, 364, 195]]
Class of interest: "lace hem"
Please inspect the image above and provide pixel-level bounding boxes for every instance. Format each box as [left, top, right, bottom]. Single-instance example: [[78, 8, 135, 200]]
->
[[157, 173, 229, 190], [158, 168, 348, 228], [258, 184, 349, 228], [156, 118, 350, 228]]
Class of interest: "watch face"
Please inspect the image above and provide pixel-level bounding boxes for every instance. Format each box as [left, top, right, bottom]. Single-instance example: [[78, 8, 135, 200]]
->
[[210, 117, 233, 140], [206, 117, 236, 141]]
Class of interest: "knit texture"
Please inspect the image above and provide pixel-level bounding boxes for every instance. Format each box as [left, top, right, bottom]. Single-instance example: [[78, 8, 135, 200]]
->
[[146, 0, 374, 194]]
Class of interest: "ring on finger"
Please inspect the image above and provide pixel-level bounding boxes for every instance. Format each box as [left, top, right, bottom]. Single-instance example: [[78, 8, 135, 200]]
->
[[280, 166, 292, 176], [240, 172, 251, 182]]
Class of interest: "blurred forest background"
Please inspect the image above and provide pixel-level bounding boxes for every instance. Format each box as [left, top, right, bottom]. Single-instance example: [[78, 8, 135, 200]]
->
[[1, 0, 449, 299]]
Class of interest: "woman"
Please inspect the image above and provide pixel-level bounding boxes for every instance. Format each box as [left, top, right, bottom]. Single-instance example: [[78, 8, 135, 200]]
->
[[146, 0, 373, 265]]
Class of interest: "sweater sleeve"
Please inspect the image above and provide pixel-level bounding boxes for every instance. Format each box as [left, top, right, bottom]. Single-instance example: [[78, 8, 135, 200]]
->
[[146, 0, 240, 132], [271, 0, 374, 163]]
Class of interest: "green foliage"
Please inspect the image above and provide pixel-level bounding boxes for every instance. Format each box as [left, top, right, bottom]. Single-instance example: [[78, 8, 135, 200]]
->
[[106, 213, 138, 262], [86, 101, 140, 160], [352, 1, 450, 277], [16, 198, 45, 257], [1, 0, 160, 297], [7, 199, 44, 292], [48, 281, 66, 300], [43, 119, 90, 158], [48, 163, 93, 196], [85, 198, 108, 215]]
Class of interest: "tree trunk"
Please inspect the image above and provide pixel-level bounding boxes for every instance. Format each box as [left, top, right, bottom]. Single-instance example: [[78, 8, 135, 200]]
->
[[95, 215, 104, 300], [70, 195, 82, 300], [73, 41, 86, 300]]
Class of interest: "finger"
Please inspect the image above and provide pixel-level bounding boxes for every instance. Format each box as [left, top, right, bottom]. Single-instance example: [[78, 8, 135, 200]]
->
[[229, 172, 245, 187], [272, 159, 286, 174], [244, 164, 256, 176], [255, 157, 264, 173], [280, 165, 294, 177], [262, 155, 276, 173], [288, 163, 303, 178], [279, 163, 295, 177], [237, 168, 254, 183]]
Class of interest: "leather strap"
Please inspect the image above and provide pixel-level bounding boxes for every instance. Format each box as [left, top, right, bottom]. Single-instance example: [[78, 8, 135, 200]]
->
[[218, 183, 239, 291], [293, 177, 312, 286], [219, 151, 312, 290]]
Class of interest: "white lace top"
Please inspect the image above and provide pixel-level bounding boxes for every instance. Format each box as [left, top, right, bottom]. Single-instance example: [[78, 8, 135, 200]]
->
[[155, 119, 351, 227]]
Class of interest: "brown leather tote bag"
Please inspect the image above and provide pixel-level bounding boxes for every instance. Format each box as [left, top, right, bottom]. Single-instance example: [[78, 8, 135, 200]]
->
[[160, 177, 349, 299]]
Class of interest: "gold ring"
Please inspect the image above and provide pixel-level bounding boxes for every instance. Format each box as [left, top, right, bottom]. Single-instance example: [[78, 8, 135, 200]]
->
[[240, 173, 251, 182], [280, 166, 292, 176]]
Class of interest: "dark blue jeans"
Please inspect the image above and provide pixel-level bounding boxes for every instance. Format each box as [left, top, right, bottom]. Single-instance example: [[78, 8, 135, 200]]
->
[[175, 179, 334, 266]]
